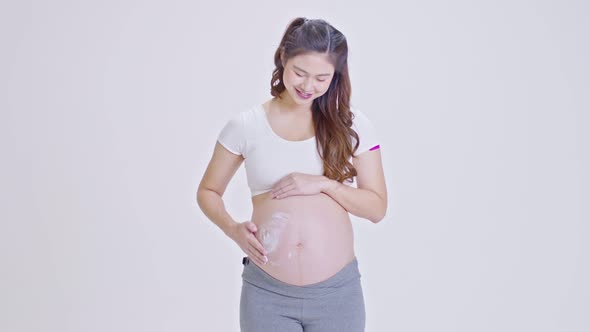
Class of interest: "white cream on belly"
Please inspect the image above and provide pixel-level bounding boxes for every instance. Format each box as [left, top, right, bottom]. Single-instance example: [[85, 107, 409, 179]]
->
[[250, 193, 355, 285], [258, 211, 290, 266]]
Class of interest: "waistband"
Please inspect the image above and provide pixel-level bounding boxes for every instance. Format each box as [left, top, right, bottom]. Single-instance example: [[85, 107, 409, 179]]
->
[[241, 256, 361, 299]]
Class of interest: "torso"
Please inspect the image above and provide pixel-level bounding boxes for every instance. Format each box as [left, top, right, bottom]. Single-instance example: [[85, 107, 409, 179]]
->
[[248, 100, 356, 286]]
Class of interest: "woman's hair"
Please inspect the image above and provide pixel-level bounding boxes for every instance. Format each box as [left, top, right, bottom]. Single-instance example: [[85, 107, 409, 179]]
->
[[270, 17, 360, 184]]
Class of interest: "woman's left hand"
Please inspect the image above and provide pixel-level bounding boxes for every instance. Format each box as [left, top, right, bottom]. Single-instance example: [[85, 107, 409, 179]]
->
[[271, 172, 327, 199]]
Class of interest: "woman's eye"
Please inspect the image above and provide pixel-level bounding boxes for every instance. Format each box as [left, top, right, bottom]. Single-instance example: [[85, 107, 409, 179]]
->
[[295, 72, 303, 77], [318, 79, 326, 82]]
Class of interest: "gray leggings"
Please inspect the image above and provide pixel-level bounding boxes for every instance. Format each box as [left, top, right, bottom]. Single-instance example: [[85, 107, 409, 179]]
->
[[240, 256, 366, 332]]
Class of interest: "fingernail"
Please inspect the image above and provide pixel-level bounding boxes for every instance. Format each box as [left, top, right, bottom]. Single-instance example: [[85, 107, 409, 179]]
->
[[263, 256, 268, 264]]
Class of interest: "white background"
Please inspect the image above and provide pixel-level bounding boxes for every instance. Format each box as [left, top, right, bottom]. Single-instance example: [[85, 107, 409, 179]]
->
[[1, 0, 588, 331]]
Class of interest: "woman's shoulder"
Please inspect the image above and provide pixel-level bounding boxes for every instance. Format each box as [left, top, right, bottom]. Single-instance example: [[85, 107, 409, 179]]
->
[[349, 106, 371, 126], [220, 102, 267, 137], [223, 103, 262, 121], [348, 106, 377, 138], [349, 105, 368, 116]]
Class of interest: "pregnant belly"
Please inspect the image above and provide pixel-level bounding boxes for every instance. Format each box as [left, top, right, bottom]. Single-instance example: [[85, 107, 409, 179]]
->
[[250, 191, 355, 286]]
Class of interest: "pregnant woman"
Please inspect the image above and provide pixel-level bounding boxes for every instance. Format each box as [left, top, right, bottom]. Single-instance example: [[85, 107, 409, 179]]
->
[[197, 17, 387, 332]]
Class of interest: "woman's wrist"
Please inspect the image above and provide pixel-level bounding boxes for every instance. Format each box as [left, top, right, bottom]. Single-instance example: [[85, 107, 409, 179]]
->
[[222, 221, 238, 239], [320, 176, 339, 193]]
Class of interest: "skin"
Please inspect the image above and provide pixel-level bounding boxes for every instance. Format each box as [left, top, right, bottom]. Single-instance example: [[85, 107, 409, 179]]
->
[[251, 53, 354, 285], [197, 51, 388, 285], [277, 51, 335, 114]]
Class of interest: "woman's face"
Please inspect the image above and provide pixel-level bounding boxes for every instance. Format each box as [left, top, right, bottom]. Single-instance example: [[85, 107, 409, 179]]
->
[[281, 52, 335, 106]]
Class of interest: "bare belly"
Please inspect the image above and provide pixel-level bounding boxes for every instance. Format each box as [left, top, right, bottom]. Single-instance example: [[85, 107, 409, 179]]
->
[[250, 191, 355, 286]]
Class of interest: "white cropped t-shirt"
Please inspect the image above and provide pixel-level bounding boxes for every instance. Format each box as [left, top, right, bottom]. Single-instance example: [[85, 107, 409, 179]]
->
[[217, 104, 380, 197]]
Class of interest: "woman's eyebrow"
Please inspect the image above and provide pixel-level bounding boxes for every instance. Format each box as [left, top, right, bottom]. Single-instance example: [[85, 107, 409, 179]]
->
[[293, 65, 332, 76]]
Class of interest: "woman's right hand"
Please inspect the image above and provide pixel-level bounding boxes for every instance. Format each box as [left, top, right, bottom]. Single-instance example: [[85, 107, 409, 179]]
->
[[228, 221, 268, 266]]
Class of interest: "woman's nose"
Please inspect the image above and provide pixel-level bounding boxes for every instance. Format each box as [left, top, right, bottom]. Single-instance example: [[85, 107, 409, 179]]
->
[[302, 78, 314, 91]]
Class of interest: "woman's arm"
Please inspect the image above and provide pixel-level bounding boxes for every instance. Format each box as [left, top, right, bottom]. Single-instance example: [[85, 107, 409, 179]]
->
[[197, 142, 270, 265], [197, 188, 239, 237], [320, 178, 386, 223], [197, 142, 244, 237], [320, 149, 387, 223]]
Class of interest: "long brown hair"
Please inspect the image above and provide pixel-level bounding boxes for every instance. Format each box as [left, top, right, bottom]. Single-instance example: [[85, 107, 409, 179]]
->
[[270, 17, 360, 184]]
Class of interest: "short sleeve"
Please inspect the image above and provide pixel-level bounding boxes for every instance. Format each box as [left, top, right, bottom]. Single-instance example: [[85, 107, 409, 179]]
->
[[351, 108, 380, 157], [217, 112, 245, 156]]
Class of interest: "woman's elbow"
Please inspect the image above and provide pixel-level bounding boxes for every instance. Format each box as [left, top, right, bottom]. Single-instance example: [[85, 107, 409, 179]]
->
[[371, 200, 388, 223], [370, 212, 385, 223]]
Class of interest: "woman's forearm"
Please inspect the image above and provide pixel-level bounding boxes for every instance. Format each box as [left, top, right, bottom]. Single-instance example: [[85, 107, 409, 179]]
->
[[196, 188, 238, 237], [320, 177, 386, 223]]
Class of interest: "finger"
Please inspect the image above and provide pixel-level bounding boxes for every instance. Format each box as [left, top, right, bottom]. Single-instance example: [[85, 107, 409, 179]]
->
[[246, 248, 260, 265], [271, 187, 280, 196], [247, 246, 267, 265], [272, 183, 290, 197], [249, 234, 267, 256], [246, 222, 257, 233], [275, 184, 296, 198], [273, 176, 292, 191], [271, 181, 283, 193]]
